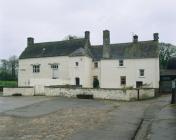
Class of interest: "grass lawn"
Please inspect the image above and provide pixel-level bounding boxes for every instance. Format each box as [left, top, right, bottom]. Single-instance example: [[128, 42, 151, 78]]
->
[[0, 81, 17, 87]]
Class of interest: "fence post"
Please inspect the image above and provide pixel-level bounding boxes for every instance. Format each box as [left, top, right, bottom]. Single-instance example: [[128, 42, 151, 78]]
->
[[171, 80, 176, 104], [137, 89, 140, 100]]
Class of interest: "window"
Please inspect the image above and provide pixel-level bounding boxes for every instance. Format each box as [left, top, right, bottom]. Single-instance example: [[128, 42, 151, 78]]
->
[[33, 65, 40, 73], [94, 62, 98, 68], [75, 62, 79, 66], [51, 64, 58, 69], [139, 69, 144, 77], [51, 64, 58, 79], [136, 81, 143, 88], [119, 60, 124, 66], [120, 76, 126, 85]]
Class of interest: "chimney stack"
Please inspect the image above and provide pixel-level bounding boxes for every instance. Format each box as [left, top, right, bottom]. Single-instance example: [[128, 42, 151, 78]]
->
[[133, 34, 138, 43], [153, 33, 159, 41], [85, 31, 90, 41], [27, 37, 34, 47], [103, 30, 110, 58]]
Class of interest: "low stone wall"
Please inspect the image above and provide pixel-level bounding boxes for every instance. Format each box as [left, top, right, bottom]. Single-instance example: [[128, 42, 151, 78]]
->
[[45, 88, 132, 101], [129, 89, 155, 100], [45, 87, 155, 101], [3, 87, 156, 101], [3, 87, 34, 96]]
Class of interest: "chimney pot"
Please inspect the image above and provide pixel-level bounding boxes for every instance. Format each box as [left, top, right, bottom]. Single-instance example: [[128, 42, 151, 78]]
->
[[27, 37, 34, 47], [133, 34, 138, 43], [153, 33, 159, 41], [85, 31, 90, 41]]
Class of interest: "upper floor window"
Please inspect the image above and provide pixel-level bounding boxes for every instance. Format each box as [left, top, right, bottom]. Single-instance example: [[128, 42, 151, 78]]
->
[[75, 62, 79, 66], [94, 62, 98, 68], [51, 64, 58, 69], [119, 60, 124, 66], [33, 65, 40, 73], [139, 69, 144, 77], [120, 76, 126, 86]]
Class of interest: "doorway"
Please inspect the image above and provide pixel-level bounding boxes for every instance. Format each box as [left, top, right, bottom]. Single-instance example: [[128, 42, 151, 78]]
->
[[75, 77, 80, 86], [93, 76, 99, 88]]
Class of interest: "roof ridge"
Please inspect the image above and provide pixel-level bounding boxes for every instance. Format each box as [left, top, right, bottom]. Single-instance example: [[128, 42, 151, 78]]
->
[[91, 40, 155, 47], [110, 40, 154, 46], [34, 38, 85, 45]]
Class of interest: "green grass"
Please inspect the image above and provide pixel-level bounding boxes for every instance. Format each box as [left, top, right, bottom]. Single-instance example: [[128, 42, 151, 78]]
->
[[0, 81, 17, 87]]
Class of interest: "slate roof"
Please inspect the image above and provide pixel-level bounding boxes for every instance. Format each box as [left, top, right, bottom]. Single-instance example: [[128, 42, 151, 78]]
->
[[69, 48, 92, 57], [19, 38, 87, 59], [19, 38, 159, 60], [91, 41, 159, 60]]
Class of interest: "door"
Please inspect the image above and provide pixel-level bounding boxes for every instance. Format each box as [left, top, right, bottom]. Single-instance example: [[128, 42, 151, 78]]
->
[[93, 76, 99, 88], [75, 77, 80, 86]]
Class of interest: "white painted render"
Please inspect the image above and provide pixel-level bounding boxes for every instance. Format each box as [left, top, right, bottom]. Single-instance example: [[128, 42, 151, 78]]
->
[[18, 56, 70, 86], [100, 58, 159, 88], [18, 56, 159, 89], [18, 56, 93, 88]]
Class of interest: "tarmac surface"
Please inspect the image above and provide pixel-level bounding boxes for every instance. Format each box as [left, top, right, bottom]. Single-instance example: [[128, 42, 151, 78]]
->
[[0, 95, 175, 140]]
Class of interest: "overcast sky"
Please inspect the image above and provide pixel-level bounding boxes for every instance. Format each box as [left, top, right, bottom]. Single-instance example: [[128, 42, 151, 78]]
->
[[0, 0, 176, 59]]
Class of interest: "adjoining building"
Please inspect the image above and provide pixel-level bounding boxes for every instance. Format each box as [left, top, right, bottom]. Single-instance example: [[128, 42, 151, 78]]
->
[[160, 57, 176, 93], [18, 30, 160, 89]]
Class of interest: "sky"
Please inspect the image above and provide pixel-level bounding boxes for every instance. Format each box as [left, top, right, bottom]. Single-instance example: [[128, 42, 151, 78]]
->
[[0, 0, 176, 59]]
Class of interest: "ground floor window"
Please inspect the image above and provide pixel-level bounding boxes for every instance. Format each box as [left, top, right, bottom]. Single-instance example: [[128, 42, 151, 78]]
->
[[120, 76, 126, 86], [136, 81, 143, 88]]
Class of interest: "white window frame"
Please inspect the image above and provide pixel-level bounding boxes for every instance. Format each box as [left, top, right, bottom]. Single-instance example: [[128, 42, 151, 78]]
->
[[51, 64, 58, 69], [139, 69, 145, 77], [120, 76, 126, 86], [33, 65, 40, 73], [51, 64, 59, 79]]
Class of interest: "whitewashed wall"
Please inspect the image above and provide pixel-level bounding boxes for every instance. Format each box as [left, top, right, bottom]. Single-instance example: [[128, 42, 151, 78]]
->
[[18, 56, 70, 87], [18, 56, 93, 88], [3, 87, 155, 101], [18, 56, 159, 89], [69, 56, 92, 88], [100, 58, 159, 88]]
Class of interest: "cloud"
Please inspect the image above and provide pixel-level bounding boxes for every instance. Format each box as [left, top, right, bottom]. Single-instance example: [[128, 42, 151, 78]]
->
[[0, 0, 176, 59]]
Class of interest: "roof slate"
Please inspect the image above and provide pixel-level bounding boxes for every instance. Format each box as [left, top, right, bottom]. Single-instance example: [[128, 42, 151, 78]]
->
[[19, 38, 159, 60], [19, 38, 87, 59]]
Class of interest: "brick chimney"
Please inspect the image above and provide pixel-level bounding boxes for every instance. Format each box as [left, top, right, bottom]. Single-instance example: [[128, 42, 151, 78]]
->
[[103, 30, 110, 58], [153, 33, 159, 41], [27, 37, 34, 47], [133, 34, 138, 43]]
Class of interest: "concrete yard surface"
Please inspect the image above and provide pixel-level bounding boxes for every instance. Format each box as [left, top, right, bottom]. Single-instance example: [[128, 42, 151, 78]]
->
[[0, 95, 174, 140]]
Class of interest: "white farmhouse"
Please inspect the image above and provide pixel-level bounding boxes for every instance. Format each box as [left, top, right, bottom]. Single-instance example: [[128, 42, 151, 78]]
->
[[18, 30, 159, 89]]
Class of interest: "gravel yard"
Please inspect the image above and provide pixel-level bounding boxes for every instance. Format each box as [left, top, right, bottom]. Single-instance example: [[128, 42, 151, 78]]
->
[[0, 96, 171, 140]]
